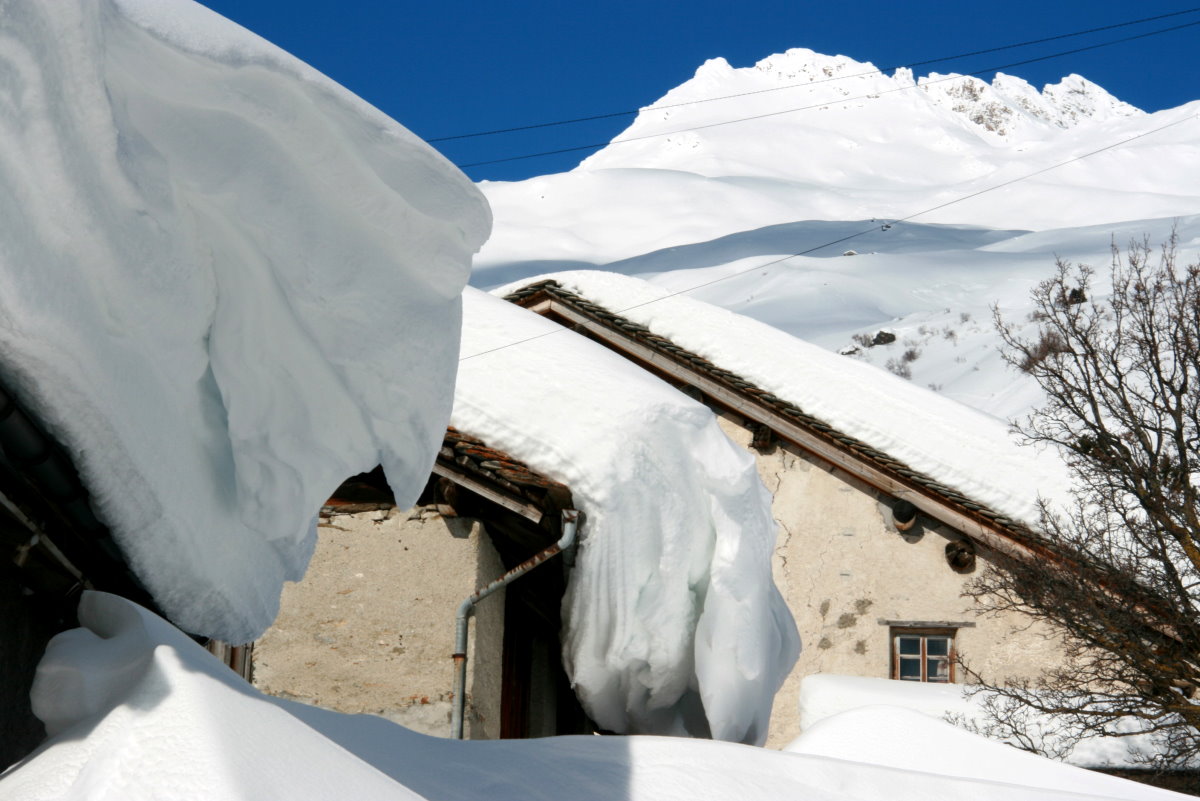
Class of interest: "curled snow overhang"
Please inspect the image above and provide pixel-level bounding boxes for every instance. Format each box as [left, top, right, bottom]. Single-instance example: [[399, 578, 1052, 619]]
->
[[505, 279, 1052, 564], [0, 0, 490, 644]]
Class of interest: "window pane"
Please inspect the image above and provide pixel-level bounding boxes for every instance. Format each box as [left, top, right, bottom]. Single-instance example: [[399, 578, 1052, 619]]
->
[[926, 637, 950, 657], [928, 657, 950, 682], [897, 636, 921, 655], [898, 656, 922, 680]]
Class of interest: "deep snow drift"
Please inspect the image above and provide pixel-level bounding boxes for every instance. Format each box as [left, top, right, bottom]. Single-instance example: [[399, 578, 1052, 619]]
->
[[4, 592, 1183, 801], [795, 674, 1163, 770], [0, 0, 489, 643], [455, 288, 798, 743]]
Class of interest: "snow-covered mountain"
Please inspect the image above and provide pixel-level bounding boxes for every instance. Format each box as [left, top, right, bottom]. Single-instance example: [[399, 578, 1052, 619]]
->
[[580, 48, 1143, 175], [474, 49, 1200, 420]]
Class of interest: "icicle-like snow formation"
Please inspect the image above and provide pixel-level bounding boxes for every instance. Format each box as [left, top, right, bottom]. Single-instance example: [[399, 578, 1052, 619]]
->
[[454, 289, 799, 744], [0, 0, 489, 642]]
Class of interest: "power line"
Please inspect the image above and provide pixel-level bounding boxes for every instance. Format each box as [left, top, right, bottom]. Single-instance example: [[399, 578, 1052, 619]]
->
[[455, 18, 1200, 169], [459, 112, 1197, 362], [430, 7, 1200, 144]]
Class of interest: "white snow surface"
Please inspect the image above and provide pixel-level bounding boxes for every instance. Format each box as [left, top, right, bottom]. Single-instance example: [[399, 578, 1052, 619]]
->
[[473, 47, 1199, 425], [788, 706, 1181, 798], [493, 272, 1074, 528], [478, 213, 1200, 424], [477, 48, 1198, 273], [794, 674, 1166, 771], [3, 592, 1185, 801], [454, 288, 798, 743], [0, 0, 489, 643]]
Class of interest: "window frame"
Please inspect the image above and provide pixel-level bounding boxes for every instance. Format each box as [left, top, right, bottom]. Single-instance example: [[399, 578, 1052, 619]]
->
[[890, 627, 956, 683]]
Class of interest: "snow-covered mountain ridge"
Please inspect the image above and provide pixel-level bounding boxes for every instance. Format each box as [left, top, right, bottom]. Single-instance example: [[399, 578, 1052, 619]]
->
[[582, 48, 1143, 175], [474, 48, 1199, 420], [477, 48, 1195, 271]]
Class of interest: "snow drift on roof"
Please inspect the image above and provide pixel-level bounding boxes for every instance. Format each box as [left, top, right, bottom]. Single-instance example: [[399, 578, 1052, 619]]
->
[[455, 288, 799, 744], [0, 0, 489, 642], [494, 271, 1076, 529]]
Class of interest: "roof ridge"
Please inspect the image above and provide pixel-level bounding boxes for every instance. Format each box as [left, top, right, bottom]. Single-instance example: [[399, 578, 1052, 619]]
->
[[503, 279, 1040, 545]]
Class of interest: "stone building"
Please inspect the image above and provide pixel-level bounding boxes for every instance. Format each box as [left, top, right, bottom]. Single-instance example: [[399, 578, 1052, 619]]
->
[[256, 275, 1072, 749], [253, 429, 590, 740], [505, 277, 1068, 748]]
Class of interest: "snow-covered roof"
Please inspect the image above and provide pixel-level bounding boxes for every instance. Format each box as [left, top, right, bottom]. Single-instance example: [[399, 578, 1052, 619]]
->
[[454, 288, 799, 744], [497, 271, 1075, 540], [0, 0, 488, 643]]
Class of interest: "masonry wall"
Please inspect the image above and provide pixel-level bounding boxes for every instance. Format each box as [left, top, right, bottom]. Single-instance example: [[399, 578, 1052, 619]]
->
[[713, 417, 1068, 749], [253, 509, 506, 739]]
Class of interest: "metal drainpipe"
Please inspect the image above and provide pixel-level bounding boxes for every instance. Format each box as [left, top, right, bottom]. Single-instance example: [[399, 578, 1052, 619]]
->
[[451, 508, 579, 740]]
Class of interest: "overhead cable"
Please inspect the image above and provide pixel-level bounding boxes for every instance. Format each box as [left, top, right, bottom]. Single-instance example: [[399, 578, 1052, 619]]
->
[[459, 112, 1197, 362], [455, 18, 1200, 169], [429, 7, 1200, 143]]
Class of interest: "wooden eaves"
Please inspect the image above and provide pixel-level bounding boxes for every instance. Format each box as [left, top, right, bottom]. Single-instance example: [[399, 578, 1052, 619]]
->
[[432, 427, 572, 529], [327, 426, 574, 559], [504, 279, 1054, 564]]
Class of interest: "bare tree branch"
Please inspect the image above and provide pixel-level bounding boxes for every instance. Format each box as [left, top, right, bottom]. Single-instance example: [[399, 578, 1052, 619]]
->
[[970, 231, 1200, 769]]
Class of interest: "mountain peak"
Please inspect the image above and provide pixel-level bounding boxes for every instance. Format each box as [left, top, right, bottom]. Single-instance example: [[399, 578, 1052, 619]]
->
[[582, 47, 1144, 176], [920, 69, 1141, 136]]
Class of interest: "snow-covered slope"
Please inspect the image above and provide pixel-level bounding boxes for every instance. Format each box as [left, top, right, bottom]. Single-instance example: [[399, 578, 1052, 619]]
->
[[455, 289, 798, 744], [477, 50, 1195, 273], [474, 48, 1199, 420], [0, 0, 488, 643], [604, 213, 1200, 421]]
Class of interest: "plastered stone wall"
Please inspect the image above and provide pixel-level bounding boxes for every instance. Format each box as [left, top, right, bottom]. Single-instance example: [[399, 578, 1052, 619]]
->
[[713, 417, 1067, 749], [253, 509, 506, 739]]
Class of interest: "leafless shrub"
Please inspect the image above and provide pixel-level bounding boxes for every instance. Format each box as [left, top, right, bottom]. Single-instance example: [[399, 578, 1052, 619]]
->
[[884, 358, 911, 380], [1016, 329, 1069, 372]]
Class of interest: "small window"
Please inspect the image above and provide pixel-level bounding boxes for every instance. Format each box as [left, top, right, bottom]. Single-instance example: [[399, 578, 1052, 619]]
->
[[891, 629, 954, 682]]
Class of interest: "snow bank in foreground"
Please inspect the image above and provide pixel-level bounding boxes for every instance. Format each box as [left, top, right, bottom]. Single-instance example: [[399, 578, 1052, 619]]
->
[[495, 272, 1075, 527], [795, 674, 1159, 770], [788, 705, 1180, 798], [455, 289, 798, 744], [3, 593, 1180, 800], [0, 1, 489, 642]]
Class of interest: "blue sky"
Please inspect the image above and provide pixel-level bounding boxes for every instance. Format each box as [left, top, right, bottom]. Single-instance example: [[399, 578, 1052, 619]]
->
[[199, 1, 1198, 182]]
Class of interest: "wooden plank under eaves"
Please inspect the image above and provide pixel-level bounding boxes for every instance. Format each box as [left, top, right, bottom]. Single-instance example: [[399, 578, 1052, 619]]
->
[[431, 459, 544, 524]]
